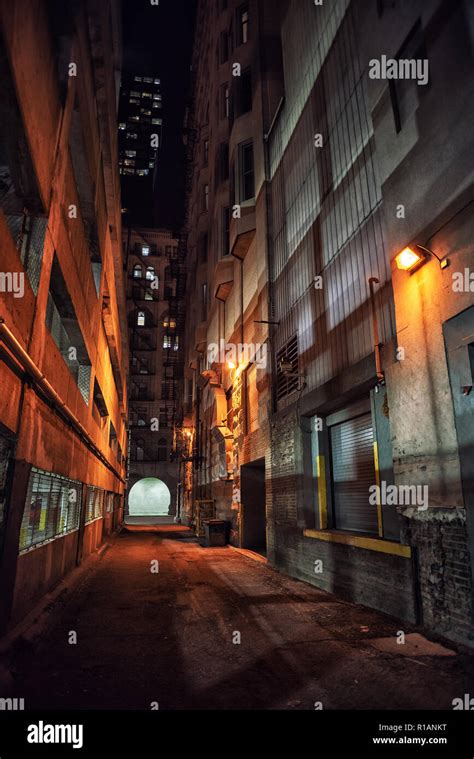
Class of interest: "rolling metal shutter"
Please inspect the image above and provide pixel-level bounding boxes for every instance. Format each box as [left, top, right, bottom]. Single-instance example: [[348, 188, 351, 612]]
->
[[330, 412, 378, 535]]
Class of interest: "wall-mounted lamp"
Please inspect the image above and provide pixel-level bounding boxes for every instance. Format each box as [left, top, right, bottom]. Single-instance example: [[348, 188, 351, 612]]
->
[[395, 244, 450, 273]]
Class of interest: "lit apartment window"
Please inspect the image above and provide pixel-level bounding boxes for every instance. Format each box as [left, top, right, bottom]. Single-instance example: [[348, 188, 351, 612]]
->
[[129, 98, 140, 105], [143, 77, 153, 84], [119, 122, 126, 130], [141, 109, 152, 116], [163, 335, 172, 349], [152, 118, 162, 125], [126, 132, 138, 140], [124, 159, 135, 167], [137, 169, 149, 176], [130, 115, 140, 122], [133, 264, 142, 278], [137, 311, 146, 327], [238, 141, 255, 202], [142, 245, 150, 256], [123, 168, 135, 175], [146, 266, 155, 281], [154, 78, 160, 85], [142, 91, 152, 98], [152, 101, 161, 109], [125, 150, 137, 158], [134, 76, 143, 82], [130, 90, 141, 98], [237, 4, 249, 45]]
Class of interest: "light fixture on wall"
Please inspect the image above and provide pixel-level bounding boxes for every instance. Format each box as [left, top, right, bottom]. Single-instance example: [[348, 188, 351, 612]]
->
[[395, 244, 450, 273]]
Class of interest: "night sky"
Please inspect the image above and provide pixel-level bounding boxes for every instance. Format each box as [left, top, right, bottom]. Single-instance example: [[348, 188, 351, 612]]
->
[[121, 0, 197, 232]]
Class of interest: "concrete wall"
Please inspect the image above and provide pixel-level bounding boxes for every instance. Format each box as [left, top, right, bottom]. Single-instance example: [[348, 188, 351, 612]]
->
[[0, 0, 128, 633]]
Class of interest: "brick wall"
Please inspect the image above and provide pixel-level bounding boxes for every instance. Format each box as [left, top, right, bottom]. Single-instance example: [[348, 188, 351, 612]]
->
[[268, 412, 418, 623], [405, 510, 474, 645]]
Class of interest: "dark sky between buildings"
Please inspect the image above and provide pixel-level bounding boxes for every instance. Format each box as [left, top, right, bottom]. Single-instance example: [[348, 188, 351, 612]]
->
[[121, 0, 197, 232]]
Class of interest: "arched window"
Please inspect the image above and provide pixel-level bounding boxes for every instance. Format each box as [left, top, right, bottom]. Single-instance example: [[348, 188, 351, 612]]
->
[[158, 438, 167, 462], [133, 264, 142, 278], [146, 266, 155, 282], [137, 311, 145, 327], [136, 439, 145, 462]]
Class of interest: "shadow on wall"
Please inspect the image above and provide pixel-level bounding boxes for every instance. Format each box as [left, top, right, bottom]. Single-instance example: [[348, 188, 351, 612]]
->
[[128, 478, 171, 517]]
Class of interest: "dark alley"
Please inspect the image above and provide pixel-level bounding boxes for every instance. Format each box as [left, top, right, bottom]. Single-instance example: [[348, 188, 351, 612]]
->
[[2, 526, 474, 711]]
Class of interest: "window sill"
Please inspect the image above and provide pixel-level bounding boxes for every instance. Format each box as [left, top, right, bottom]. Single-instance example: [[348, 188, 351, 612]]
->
[[303, 529, 411, 558]]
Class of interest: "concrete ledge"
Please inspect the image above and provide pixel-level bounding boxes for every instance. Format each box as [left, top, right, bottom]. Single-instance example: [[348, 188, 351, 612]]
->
[[303, 529, 412, 558]]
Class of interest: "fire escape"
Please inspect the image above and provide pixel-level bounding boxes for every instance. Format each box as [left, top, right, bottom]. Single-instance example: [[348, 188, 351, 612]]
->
[[128, 238, 159, 463]]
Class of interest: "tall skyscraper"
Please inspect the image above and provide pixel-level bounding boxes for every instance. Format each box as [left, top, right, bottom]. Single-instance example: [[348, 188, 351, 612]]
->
[[118, 73, 163, 220]]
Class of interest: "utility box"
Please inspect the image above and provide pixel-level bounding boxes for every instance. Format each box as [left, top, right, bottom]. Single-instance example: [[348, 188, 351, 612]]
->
[[204, 519, 228, 547]]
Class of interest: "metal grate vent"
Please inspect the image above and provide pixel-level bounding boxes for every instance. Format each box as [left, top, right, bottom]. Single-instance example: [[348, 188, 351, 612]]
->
[[276, 335, 299, 402]]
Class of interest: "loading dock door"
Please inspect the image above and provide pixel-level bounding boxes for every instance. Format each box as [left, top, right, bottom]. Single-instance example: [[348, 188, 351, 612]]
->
[[329, 412, 378, 535]]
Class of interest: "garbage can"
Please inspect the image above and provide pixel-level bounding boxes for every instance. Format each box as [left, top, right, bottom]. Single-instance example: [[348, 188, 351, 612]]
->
[[204, 519, 228, 547]]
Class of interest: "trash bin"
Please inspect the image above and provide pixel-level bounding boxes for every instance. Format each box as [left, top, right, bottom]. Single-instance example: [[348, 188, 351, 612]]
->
[[204, 519, 228, 547]]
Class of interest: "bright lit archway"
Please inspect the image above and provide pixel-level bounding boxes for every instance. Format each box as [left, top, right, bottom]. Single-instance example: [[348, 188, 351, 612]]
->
[[128, 478, 171, 517]]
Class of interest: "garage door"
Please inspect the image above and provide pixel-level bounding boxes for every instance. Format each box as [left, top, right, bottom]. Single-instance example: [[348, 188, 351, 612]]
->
[[329, 412, 378, 535]]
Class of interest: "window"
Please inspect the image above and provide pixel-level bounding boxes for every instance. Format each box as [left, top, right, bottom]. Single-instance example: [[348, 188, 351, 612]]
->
[[238, 141, 255, 202], [46, 256, 92, 405], [163, 315, 177, 329], [136, 440, 145, 462], [142, 245, 150, 257], [220, 31, 229, 63], [389, 21, 428, 133], [203, 184, 209, 212], [109, 421, 117, 450], [146, 266, 155, 281], [221, 83, 230, 119], [246, 364, 258, 434], [0, 35, 47, 296], [19, 468, 82, 551], [237, 4, 249, 45], [222, 207, 230, 257], [137, 311, 146, 327], [133, 264, 142, 278], [93, 378, 108, 417], [201, 283, 208, 322]]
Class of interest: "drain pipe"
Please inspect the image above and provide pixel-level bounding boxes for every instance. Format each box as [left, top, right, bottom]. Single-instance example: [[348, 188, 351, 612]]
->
[[368, 278, 385, 384], [0, 317, 126, 484]]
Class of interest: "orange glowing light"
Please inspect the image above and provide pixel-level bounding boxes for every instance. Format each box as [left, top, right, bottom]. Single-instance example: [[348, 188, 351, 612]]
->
[[395, 247, 424, 272], [227, 361, 236, 370]]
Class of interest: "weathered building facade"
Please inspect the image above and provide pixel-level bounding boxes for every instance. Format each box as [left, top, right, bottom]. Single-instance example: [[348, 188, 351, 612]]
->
[[182, 0, 474, 645], [180, 0, 283, 548], [0, 0, 128, 633], [125, 226, 184, 518]]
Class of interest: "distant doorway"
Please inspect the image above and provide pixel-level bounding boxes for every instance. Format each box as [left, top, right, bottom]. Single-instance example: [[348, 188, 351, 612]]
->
[[241, 459, 266, 554], [128, 478, 171, 517]]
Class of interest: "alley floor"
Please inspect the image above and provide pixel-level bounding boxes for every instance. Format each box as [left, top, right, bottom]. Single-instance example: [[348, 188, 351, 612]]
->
[[2, 525, 474, 711]]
